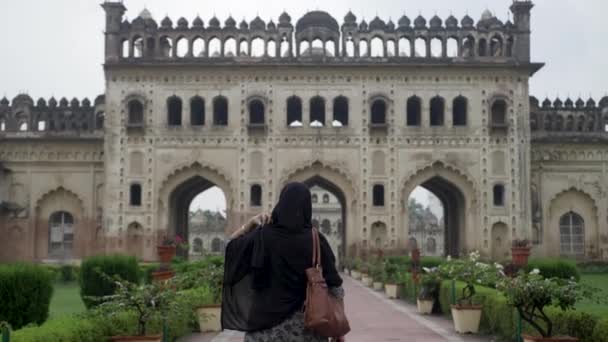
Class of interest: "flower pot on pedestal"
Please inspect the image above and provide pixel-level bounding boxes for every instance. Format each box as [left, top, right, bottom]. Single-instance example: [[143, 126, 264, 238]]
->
[[110, 336, 162, 342], [151, 270, 175, 282], [157, 245, 176, 264], [362, 275, 372, 286], [351, 270, 361, 280], [373, 282, 383, 291], [521, 335, 578, 342], [417, 299, 434, 314], [385, 284, 398, 299], [512, 246, 531, 267], [451, 304, 483, 334], [197, 305, 222, 332]]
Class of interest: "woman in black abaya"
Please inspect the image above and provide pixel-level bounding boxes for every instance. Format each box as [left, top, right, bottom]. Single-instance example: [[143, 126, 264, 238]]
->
[[222, 182, 345, 342]]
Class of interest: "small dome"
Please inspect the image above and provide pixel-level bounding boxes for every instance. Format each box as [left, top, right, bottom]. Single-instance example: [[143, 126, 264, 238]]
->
[[177, 17, 188, 29], [267, 20, 276, 30], [296, 11, 339, 33], [71, 98, 80, 107], [12, 94, 33, 106], [542, 98, 552, 108], [161, 16, 173, 28], [461, 15, 474, 28], [564, 98, 573, 108], [553, 98, 563, 108], [225, 16, 236, 28], [446, 15, 458, 29], [279, 11, 292, 24], [82, 98, 91, 107], [132, 16, 145, 28], [121, 19, 131, 30], [59, 97, 69, 107], [599, 96, 608, 108], [414, 15, 426, 29], [139, 8, 153, 20], [48, 97, 57, 107], [37, 98, 47, 107], [209, 16, 220, 28], [0, 97, 8, 106], [429, 15, 442, 29], [529, 96, 539, 108], [369, 17, 386, 31], [344, 11, 357, 23], [94, 95, 105, 106], [386, 19, 395, 31], [575, 98, 585, 108], [192, 16, 204, 27], [480, 9, 493, 21], [250, 16, 266, 31], [398, 15, 410, 28], [505, 20, 514, 29], [239, 20, 249, 30], [586, 98, 596, 108], [359, 20, 368, 31]]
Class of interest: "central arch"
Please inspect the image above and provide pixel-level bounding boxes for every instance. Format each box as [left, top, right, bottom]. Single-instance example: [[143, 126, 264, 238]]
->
[[401, 162, 477, 257]]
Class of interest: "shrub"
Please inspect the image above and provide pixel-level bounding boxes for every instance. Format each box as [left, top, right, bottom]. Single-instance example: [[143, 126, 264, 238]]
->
[[525, 258, 580, 281], [59, 265, 78, 282], [0, 264, 54, 330], [140, 263, 160, 284], [420, 256, 444, 268], [592, 319, 608, 342], [578, 261, 608, 274], [550, 310, 598, 342], [79, 255, 140, 308]]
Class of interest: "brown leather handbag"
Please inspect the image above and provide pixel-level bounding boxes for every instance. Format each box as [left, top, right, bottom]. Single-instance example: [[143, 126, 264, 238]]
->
[[304, 228, 351, 338]]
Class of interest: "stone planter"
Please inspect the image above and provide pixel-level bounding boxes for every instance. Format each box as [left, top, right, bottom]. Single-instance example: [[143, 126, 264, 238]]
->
[[197, 304, 222, 332], [344, 268, 350, 275], [362, 275, 372, 287], [110, 336, 161, 342], [417, 299, 434, 314], [385, 284, 398, 299], [512, 246, 531, 266], [351, 270, 361, 280], [522, 335, 578, 342], [373, 282, 384, 291], [157, 245, 176, 264], [151, 270, 175, 282], [451, 304, 483, 334]]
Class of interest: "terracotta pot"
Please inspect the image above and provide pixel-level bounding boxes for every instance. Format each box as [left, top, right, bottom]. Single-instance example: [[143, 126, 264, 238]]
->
[[362, 275, 372, 287], [157, 245, 176, 264], [385, 284, 398, 299], [522, 335, 579, 342], [512, 246, 531, 266], [197, 304, 222, 332], [151, 270, 175, 282], [110, 335, 162, 342], [451, 304, 483, 334], [373, 282, 384, 291], [417, 299, 434, 314], [351, 271, 361, 280]]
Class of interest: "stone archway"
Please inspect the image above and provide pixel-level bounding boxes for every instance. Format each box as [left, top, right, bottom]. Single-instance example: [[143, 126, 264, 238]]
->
[[157, 162, 234, 258], [401, 161, 477, 257]]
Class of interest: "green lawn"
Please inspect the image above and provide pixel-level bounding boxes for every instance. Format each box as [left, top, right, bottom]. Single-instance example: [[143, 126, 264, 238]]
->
[[576, 274, 608, 317], [49, 282, 85, 318]]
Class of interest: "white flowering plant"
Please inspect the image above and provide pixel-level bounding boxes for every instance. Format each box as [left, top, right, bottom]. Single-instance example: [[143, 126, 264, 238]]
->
[[496, 269, 597, 338], [438, 251, 505, 305]]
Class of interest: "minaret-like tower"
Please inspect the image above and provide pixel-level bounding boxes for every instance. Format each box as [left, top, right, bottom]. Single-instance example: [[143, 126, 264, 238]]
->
[[101, 1, 127, 63], [510, 0, 534, 62]]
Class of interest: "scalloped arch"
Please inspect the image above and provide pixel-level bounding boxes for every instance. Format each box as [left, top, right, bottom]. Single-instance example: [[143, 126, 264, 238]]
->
[[400, 160, 477, 199], [548, 186, 599, 216], [280, 159, 357, 198], [35, 186, 85, 213]]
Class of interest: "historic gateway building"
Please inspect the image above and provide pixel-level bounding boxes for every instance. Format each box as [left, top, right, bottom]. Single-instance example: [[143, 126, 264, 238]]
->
[[1, 1, 607, 263]]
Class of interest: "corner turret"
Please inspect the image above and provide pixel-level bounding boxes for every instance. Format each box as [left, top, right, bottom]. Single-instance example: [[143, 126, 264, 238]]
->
[[101, 1, 127, 62]]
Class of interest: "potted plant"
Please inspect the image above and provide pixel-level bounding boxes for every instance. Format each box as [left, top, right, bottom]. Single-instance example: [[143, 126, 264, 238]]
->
[[92, 275, 181, 342], [360, 262, 372, 286], [497, 269, 596, 342], [512, 239, 532, 267], [417, 267, 441, 315], [370, 260, 386, 291], [439, 252, 504, 334], [157, 235, 188, 264], [351, 258, 362, 280], [384, 262, 400, 299]]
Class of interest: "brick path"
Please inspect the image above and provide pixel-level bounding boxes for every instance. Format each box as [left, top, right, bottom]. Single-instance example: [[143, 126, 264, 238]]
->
[[179, 275, 492, 342]]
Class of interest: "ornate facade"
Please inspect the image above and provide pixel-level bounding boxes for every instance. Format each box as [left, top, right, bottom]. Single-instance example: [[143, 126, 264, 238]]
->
[[1, 1, 607, 263]]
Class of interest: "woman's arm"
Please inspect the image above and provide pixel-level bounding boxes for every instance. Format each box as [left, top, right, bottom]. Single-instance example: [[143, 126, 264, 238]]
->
[[229, 212, 272, 239]]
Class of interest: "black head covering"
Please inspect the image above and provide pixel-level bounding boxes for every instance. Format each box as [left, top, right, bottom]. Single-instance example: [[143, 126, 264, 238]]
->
[[221, 182, 343, 332]]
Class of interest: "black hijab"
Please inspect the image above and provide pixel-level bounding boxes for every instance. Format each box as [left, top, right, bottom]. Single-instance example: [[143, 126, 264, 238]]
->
[[221, 182, 342, 332]]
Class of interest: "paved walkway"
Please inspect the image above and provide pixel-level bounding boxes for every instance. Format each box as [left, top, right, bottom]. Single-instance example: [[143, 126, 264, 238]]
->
[[180, 275, 493, 342]]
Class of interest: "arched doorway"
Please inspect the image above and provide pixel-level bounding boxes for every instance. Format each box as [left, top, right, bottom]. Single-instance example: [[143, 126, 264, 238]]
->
[[188, 187, 227, 258]]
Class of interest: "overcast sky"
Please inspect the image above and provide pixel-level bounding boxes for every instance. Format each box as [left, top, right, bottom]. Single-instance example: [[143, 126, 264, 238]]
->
[[1, 0, 606, 214]]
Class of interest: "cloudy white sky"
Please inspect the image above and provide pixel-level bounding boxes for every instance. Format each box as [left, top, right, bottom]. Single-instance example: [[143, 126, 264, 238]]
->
[[1, 0, 606, 213]]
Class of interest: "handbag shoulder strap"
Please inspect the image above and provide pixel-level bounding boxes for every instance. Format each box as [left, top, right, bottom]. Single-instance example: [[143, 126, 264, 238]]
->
[[311, 228, 321, 268]]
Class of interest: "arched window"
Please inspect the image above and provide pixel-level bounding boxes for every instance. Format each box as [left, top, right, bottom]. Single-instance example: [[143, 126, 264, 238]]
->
[[0, 120, 5, 131], [371, 99, 387, 124], [249, 99, 265, 124], [322, 194, 330, 204], [287, 96, 303, 127], [310, 96, 326, 127], [407, 96, 421, 126], [167, 96, 182, 126], [426, 237, 437, 254], [321, 219, 332, 235], [130, 183, 142, 206], [190, 96, 205, 126], [128, 99, 144, 126], [213, 96, 228, 126], [312, 194, 318, 203], [49, 211, 74, 258], [96, 112, 105, 130], [250, 184, 262, 206], [490, 36, 503, 57], [193, 238, 203, 253], [491, 100, 507, 126], [430, 96, 445, 126], [211, 238, 223, 253], [453, 96, 468, 126], [373, 184, 385, 206], [493, 184, 505, 206], [559, 212, 585, 258], [333, 96, 349, 126], [19, 122, 28, 131], [478, 38, 488, 57]]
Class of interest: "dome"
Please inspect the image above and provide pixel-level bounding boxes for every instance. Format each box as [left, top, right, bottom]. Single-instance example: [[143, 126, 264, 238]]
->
[[239, 20, 249, 30], [505, 20, 514, 29], [429, 15, 442, 29], [296, 11, 339, 33], [553, 98, 563, 108], [82, 98, 91, 107], [139, 8, 153, 20], [529, 96, 539, 108], [71, 98, 80, 107], [12, 94, 33, 106], [132, 17, 145, 28], [94, 95, 105, 106], [599, 96, 608, 108], [386, 19, 395, 31], [161, 16, 172, 28], [225, 16, 236, 28], [0, 97, 9, 106], [37, 98, 47, 107], [564, 98, 573, 108], [359, 20, 368, 31], [369, 17, 386, 31], [267, 20, 276, 30], [250, 16, 266, 31], [481, 9, 493, 21], [461, 15, 474, 28], [209, 16, 220, 28], [575, 98, 585, 108], [446, 15, 458, 29], [177, 17, 188, 29], [59, 97, 69, 107], [279, 11, 292, 24], [414, 15, 426, 29], [586, 98, 596, 108], [48, 97, 57, 107], [398, 15, 410, 28], [121, 19, 131, 30], [542, 98, 552, 108], [344, 11, 357, 24], [192, 16, 204, 27]]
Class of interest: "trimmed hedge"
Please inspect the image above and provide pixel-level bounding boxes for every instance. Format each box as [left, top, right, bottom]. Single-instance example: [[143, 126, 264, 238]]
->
[[0, 263, 54, 330], [79, 255, 141, 308], [524, 258, 581, 281], [592, 319, 608, 342]]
